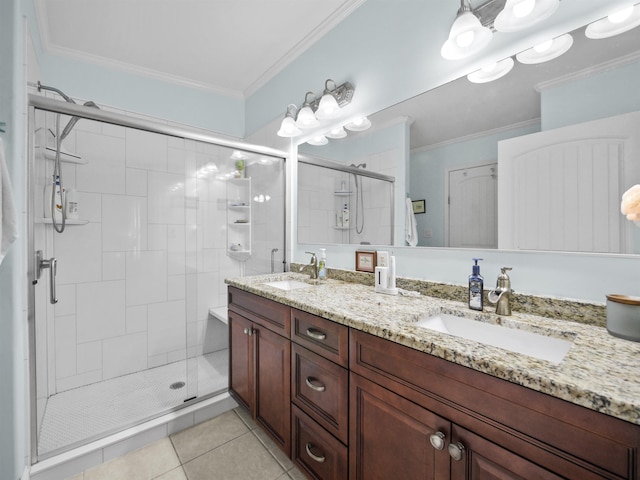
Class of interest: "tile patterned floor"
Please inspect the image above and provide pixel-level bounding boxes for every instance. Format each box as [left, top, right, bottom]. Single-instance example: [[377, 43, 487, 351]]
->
[[67, 408, 306, 480]]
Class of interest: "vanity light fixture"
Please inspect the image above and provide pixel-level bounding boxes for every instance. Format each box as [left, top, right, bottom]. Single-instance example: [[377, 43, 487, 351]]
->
[[306, 134, 329, 146], [276, 79, 354, 138], [494, 0, 560, 32], [585, 3, 640, 39], [344, 116, 372, 132], [515, 33, 573, 64], [315, 79, 354, 120], [467, 57, 515, 83], [295, 92, 319, 128], [276, 104, 302, 138], [326, 126, 348, 139], [441, 0, 493, 60]]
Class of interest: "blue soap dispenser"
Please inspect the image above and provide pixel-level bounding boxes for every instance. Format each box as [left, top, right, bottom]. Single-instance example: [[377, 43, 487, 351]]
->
[[469, 258, 484, 311]]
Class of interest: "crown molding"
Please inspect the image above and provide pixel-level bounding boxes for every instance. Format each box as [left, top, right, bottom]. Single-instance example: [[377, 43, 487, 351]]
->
[[535, 49, 640, 92], [243, 0, 367, 98], [412, 118, 541, 154]]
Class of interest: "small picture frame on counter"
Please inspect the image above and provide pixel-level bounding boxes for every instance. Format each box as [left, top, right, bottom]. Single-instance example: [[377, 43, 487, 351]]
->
[[412, 199, 426, 214], [355, 250, 377, 273]]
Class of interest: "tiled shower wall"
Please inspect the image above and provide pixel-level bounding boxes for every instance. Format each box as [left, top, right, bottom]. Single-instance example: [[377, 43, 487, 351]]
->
[[298, 149, 396, 245], [32, 106, 283, 429]]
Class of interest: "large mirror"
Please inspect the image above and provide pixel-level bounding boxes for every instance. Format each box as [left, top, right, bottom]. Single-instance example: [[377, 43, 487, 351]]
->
[[298, 20, 640, 253]]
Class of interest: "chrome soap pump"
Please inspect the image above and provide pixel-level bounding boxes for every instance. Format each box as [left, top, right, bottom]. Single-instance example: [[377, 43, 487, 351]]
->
[[468, 258, 484, 311]]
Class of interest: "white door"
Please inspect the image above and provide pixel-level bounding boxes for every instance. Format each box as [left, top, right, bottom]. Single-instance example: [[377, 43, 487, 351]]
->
[[498, 111, 640, 253], [448, 163, 498, 248]]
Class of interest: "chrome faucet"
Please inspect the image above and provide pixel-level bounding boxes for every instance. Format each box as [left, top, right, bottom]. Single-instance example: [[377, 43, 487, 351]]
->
[[488, 267, 513, 316], [301, 251, 319, 279]]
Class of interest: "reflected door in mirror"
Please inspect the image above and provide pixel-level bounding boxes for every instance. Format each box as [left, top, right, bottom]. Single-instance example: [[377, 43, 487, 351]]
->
[[448, 163, 498, 248]]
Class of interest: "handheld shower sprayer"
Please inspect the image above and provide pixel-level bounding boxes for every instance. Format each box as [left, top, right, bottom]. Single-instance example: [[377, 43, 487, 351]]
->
[[37, 82, 101, 233]]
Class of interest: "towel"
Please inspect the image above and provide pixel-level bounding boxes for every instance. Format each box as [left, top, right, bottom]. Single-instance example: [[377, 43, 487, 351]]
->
[[0, 138, 18, 264], [405, 197, 418, 247]]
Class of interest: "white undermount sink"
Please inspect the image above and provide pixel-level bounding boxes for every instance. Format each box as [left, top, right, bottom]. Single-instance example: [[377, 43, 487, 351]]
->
[[263, 279, 312, 291], [415, 313, 573, 364]]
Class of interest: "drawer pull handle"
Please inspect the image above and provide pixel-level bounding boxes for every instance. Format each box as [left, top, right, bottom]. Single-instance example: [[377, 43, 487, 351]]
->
[[306, 328, 327, 341], [448, 442, 465, 461], [429, 431, 445, 451], [305, 442, 326, 463], [305, 377, 326, 392]]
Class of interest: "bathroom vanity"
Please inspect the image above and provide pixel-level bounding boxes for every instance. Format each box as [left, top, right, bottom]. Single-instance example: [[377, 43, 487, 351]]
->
[[226, 274, 640, 480]]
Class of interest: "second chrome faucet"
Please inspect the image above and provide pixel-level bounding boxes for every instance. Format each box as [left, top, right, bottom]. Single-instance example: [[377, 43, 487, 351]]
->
[[488, 267, 513, 316]]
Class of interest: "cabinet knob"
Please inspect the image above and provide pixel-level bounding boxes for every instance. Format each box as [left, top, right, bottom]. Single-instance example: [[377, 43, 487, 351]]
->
[[305, 376, 326, 392], [243, 327, 254, 336], [305, 442, 326, 463], [448, 442, 465, 461], [429, 431, 446, 451], [306, 328, 327, 341]]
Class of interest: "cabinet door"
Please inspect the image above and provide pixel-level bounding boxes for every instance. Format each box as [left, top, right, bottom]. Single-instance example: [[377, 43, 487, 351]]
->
[[255, 325, 291, 456], [350, 373, 450, 480], [229, 310, 254, 412], [450, 425, 564, 480]]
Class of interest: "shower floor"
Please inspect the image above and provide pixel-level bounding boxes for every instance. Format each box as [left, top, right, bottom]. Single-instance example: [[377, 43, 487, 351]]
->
[[38, 350, 229, 456]]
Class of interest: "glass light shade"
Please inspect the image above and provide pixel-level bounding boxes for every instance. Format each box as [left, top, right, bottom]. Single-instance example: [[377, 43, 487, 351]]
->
[[277, 115, 301, 137], [344, 117, 372, 131], [306, 134, 329, 146], [515, 33, 573, 64], [326, 126, 347, 139], [494, 0, 560, 32], [441, 11, 492, 60], [585, 4, 640, 39], [467, 57, 514, 83], [295, 105, 318, 128], [316, 93, 340, 120]]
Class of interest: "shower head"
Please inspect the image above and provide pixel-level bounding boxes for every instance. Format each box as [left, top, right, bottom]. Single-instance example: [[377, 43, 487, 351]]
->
[[60, 101, 101, 141]]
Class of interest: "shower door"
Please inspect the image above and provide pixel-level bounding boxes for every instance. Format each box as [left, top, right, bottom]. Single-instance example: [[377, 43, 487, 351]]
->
[[29, 102, 287, 460]]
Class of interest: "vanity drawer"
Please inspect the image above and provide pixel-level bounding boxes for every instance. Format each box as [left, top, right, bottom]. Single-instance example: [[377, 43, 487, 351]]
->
[[291, 308, 348, 367], [228, 286, 290, 337], [292, 344, 349, 444], [292, 404, 348, 480]]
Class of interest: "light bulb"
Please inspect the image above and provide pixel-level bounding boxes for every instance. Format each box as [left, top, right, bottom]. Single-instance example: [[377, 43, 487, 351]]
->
[[534, 39, 553, 53], [456, 30, 475, 48], [513, 0, 536, 18], [608, 5, 634, 24], [482, 62, 498, 73]]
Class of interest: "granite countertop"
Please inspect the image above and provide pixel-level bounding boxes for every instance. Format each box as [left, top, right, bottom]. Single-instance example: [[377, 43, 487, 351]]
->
[[225, 272, 640, 425]]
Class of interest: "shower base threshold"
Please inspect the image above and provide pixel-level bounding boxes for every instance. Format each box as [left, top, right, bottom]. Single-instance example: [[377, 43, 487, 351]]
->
[[38, 350, 228, 458], [30, 389, 237, 480]]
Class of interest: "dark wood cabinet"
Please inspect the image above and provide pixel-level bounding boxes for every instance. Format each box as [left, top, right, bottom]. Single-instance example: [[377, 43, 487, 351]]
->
[[350, 372, 450, 480], [229, 287, 640, 480], [228, 288, 291, 455], [350, 329, 640, 480]]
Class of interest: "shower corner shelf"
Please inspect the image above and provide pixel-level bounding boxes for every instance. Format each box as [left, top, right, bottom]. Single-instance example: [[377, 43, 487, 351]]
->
[[38, 218, 89, 225], [226, 177, 252, 261], [39, 146, 87, 164], [333, 226, 352, 230], [334, 191, 353, 196]]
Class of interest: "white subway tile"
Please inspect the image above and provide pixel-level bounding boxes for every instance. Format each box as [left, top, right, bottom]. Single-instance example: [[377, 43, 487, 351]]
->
[[148, 300, 186, 357], [126, 251, 167, 306], [103, 252, 125, 280], [103, 332, 147, 380], [126, 129, 168, 172], [102, 195, 148, 252], [77, 280, 126, 343]]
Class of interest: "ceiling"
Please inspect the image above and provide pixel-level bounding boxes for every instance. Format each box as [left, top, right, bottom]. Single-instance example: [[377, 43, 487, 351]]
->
[[34, 0, 364, 98]]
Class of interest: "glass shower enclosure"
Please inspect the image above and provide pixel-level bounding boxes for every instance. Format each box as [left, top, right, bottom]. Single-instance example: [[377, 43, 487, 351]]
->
[[27, 95, 286, 460]]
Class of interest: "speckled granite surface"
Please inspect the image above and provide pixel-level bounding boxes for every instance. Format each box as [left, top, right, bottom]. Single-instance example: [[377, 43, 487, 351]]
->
[[226, 272, 640, 425]]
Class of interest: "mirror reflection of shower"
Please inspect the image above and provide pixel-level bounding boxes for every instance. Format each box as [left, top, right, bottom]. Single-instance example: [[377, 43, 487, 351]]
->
[[350, 163, 366, 234], [37, 82, 100, 233]]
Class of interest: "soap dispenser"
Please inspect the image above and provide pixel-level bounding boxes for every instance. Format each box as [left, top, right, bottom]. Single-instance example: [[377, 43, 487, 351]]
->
[[468, 258, 484, 311], [318, 248, 327, 280]]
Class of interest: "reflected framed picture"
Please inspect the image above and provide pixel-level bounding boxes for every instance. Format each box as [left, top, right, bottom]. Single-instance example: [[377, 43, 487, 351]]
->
[[355, 250, 377, 273], [412, 199, 426, 214]]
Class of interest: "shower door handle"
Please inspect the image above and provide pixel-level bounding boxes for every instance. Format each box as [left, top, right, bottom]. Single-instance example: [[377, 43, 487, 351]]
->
[[36, 250, 58, 304]]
